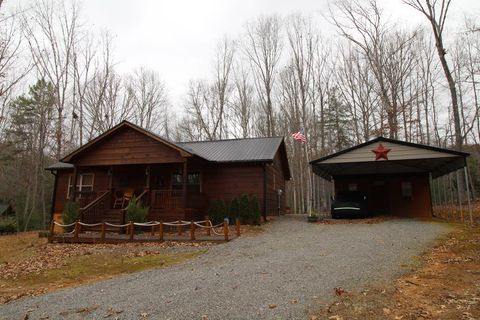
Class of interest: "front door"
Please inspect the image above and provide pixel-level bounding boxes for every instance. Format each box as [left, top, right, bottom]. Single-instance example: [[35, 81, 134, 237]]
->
[[369, 179, 390, 215]]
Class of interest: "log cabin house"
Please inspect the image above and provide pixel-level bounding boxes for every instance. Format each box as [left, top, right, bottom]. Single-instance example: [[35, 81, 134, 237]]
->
[[46, 121, 291, 225]]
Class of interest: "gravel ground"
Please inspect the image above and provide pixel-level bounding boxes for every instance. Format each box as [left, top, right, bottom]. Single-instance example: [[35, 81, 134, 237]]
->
[[0, 216, 452, 320]]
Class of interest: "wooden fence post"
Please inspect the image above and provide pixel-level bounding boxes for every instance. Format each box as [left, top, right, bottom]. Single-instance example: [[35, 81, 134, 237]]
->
[[151, 224, 155, 236], [129, 221, 134, 240], [101, 222, 106, 242], [206, 221, 211, 236], [159, 222, 164, 241], [236, 218, 241, 237], [48, 220, 55, 243], [223, 220, 229, 241], [74, 221, 80, 240], [190, 221, 195, 241], [49, 220, 55, 237], [177, 225, 183, 236]]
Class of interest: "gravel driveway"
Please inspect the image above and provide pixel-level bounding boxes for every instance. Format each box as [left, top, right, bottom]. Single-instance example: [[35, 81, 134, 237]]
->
[[0, 216, 452, 320]]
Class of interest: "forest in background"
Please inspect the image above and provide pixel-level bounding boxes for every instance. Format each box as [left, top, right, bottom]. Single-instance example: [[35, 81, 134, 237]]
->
[[0, 0, 479, 230]]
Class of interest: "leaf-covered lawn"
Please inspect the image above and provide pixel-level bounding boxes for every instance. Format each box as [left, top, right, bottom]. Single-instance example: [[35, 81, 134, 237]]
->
[[311, 225, 480, 320], [0, 232, 210, 304]]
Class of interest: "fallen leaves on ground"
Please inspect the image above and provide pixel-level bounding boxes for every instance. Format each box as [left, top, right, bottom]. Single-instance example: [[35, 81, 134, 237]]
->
[[0, 240, 212, 280], [317, 216, 394, 225], [313, 226, 480, 320], [0, 232, 213, 304]]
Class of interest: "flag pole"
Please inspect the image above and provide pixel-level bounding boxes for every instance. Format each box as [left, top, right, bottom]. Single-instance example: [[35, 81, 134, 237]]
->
[[302, 127, 313, 214], [303, 129, 313, 214]]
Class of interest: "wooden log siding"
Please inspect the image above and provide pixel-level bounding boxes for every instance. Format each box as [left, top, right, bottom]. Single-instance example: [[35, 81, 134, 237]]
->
[[202, 164, 264, 204], [266, 153, 287, 215], [72, 127, 185, 166]]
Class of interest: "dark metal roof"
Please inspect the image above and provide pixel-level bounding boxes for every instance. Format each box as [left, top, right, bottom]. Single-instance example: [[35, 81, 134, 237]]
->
[[178, 137, 284, 162], [45, 162, 74, 171]]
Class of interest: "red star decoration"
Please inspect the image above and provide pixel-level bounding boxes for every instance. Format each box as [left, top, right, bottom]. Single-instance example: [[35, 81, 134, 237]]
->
[[372, 143, 391, 160]]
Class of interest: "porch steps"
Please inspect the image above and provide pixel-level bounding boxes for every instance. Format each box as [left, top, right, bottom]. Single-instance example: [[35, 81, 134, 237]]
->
[[83, 209, 124, 232]]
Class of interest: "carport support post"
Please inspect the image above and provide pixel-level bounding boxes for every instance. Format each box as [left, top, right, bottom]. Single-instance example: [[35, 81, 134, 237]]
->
[[464, 166, 473, 225], [456, 170, 464, 222], [429, 173, 436, 217]]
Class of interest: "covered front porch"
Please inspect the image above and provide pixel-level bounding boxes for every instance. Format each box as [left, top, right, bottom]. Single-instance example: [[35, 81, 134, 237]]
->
[[71, 162, 208, 226]]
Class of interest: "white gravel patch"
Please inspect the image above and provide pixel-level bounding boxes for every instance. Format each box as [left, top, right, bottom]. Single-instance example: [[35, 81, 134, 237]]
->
[[0, 215, 452, 320]]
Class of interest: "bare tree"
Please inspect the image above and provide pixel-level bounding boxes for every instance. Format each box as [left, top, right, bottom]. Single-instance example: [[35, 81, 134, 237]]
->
[[0, 8, 31, 135], [126, 67, 169, 133], [22, 0, 82, 159], [331, 0, 418, 139], [403, 0, 463, 149], [231, 62, 254, 138], [181, 38, 235, 140], [242, 15, 282, 137]]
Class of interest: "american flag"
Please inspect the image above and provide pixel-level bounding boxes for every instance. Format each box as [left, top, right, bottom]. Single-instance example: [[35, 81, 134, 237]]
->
[[292, 128, 306, 142]]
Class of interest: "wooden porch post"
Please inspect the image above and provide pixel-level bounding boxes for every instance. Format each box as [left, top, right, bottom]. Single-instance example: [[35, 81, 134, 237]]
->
[[72, 166, 79, 202], [108, 166, 113, 191], [108, 166, 113, 208], [182, 160, 188, 217], [145, 165, 151, 190]]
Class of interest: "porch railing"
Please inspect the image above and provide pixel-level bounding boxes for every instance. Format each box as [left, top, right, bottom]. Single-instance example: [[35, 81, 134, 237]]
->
[[79, 190, 111, 223], [137, 189, 150, 207], [150, 190, 207, 210], [151, 190, 183, 209], [75, 191, 98, 208]]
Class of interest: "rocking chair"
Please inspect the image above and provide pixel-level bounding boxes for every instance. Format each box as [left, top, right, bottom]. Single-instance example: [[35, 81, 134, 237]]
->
[[113, 189, 134, 209]]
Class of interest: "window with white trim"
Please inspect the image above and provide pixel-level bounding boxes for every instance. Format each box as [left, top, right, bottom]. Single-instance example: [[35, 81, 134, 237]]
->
[[67, 173, 95, 199]]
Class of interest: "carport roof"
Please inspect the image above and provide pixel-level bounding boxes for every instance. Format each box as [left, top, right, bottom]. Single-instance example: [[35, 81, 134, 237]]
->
[[310, 137, 469, 181]]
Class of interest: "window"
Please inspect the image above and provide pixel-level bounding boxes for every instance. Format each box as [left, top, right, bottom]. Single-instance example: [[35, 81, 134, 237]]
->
[[401, 181, 413, 199], [67, 173, 95, 199], [171, 172, 201, 192], [348, 183, 358, 191]]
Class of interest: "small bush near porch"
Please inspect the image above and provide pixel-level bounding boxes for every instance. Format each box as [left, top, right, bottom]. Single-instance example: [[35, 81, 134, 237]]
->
[[208, 194, 261, 225]]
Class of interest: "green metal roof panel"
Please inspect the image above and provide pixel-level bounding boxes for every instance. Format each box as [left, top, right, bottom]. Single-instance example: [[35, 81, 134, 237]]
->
[[178, 137, 284, 162]]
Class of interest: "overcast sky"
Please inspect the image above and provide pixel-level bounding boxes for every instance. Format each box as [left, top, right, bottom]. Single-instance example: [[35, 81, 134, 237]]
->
[[8, 0, 480, 108]]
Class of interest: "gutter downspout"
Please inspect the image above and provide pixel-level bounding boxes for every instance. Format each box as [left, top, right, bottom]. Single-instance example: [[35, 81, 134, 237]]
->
[[49, 171, 58, 223]]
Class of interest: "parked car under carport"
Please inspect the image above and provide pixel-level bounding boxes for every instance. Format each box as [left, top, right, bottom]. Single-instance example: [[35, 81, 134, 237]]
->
[[331, 191, 368, 219]]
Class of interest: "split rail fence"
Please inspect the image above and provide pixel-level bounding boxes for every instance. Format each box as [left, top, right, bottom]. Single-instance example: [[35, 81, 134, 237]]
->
[[49, 219, 241, 243]]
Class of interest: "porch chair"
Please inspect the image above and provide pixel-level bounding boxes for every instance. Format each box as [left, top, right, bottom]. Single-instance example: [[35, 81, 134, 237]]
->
[[113, 189, 134, 209]]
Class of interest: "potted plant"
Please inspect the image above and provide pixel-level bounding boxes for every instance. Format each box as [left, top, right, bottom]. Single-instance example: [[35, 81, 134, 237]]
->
[[307, 210, 319, 222]]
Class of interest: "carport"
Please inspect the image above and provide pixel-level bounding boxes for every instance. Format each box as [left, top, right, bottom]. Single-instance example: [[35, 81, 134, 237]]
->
[[310, 137, 470, 218]]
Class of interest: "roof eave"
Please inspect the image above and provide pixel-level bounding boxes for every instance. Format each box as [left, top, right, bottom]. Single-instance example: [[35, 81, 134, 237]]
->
[[310, 136, 470, 165]]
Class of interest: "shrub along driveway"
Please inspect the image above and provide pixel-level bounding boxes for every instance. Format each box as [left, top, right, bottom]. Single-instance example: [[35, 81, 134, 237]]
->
[[0, 216, 452, 320]]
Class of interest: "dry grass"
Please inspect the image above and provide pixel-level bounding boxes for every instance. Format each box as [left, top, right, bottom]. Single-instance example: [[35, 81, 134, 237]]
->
[[0, 232, 209, 304], [312, 225, 480, 320], [0, 232, 43, 265], [434, 200, 480, 225]]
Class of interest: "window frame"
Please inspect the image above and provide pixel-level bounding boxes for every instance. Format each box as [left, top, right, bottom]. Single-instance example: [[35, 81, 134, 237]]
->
[[67, 173, 95, 199], [171, 172, 201, 192]]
